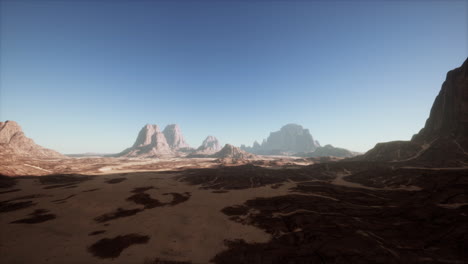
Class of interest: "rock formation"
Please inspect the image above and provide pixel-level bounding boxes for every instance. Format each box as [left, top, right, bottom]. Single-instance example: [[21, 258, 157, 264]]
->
[[213, 144, 256, 160], [358, 58, 468, 166], [298, 144, 356, 158], [0, 120, 65, 159], [162, 124, 192, 151], [242, 124, 320, 155], [195, 136, 222, 155], [119, 124, 173, 157]]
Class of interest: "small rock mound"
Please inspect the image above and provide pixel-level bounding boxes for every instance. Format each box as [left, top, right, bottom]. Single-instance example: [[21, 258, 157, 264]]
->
[[213, 144, 256, 160]]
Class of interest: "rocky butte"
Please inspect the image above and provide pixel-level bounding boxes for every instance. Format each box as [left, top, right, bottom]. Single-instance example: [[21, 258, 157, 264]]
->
[[242, 123, 356, 157], [118, 124, 173, 158]]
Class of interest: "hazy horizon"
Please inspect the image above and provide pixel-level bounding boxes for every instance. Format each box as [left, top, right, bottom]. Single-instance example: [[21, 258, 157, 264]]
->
[[1, 0, 467, 154]]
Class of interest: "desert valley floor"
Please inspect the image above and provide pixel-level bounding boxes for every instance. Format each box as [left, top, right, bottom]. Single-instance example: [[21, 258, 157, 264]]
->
[[0, 157, 467, 264]]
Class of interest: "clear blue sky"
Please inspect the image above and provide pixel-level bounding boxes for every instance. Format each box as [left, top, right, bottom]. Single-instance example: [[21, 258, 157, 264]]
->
[[1, 0, 467, 154]]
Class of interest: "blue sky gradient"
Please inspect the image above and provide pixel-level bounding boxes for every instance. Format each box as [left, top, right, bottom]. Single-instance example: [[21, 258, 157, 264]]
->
[[1, 0, 467, 153]]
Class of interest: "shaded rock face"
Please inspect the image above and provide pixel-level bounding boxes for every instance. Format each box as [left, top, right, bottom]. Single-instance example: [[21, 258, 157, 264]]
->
[[119, 124, 172, 157], [0, 121, 65, 159], [298, 144, 356, 158], [213, 144, 255, 160], [243, 124, 320, 155], [413, 58, 468, 143], [359, 58, 468, 166], [163, 124, 191, 150]]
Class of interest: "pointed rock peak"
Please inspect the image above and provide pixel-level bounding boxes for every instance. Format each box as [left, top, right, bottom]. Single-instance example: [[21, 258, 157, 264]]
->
[[132, 124, 162, 148], [194, 135, 221, 154], [163, 124, 190, 149], [0, 120, 23, 143], [412, 57, 468, 142], [202, 135, 219, 144], [0, 120, 65, 159]]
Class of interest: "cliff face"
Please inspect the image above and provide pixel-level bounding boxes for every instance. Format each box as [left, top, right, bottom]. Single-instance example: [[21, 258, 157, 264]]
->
[[119, 124, 173, 157], [163, 124, 191, 150], [0, 121, 65, 159], [358, 58, 468, 166], [413, 58, 468, 143]]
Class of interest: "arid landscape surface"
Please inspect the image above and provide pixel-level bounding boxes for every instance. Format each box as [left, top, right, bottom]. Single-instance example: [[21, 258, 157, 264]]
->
[[1, 58, 467, 263]]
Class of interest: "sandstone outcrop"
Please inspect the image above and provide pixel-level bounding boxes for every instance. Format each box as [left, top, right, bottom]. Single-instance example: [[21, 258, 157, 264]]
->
[[0, 120, 65, 159], [119, 124, 172, 157]]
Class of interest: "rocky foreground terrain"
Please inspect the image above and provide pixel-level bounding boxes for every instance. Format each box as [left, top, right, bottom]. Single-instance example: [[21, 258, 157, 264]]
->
[[0, 58, 467, 264]]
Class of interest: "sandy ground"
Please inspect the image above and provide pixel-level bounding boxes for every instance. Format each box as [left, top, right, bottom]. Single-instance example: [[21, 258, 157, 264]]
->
[[1, 157, 466, 263], [0, 169, 297, 264]]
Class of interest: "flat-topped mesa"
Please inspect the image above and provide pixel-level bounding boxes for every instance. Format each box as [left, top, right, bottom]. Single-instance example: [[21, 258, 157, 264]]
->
[[0, 120, 65, 159], [119, 124, 172, 157], [242, 123, 321, 155], [358, 58, 468, 166], [163, 124, 191, 151]]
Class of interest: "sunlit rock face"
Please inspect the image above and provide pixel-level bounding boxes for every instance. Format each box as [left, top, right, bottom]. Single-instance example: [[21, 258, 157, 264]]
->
[[119, 124, 173, 158], [0, 120, 65, 159], [358, 58, 468, 166], [163, 124, 191, 151]]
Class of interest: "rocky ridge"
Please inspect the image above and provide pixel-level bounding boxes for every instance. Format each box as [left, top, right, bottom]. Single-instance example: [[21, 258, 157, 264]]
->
[[0, 121, 65, 159], [358, 58, 468, 166]]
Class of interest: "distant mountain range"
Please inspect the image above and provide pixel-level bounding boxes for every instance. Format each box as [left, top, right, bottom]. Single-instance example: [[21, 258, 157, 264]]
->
[[1, 58, 466, 164]]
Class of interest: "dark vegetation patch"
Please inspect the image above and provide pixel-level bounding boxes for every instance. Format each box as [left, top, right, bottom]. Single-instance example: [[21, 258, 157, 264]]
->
[[43, 183, 77, 189], [0, 200, 36, 213], [89, 230, 106, 236], [105, 178, 127, 184], [163, 192, 191, 206], [270, 183, 283, 189], [221, 205, 249, 216], [5, 194, 50, 201], [88, 233, 150, 258], [144, 258, 192, 264], [39, 174, 93, 189], [212, 190, 228, 193], [0, 175, 17, 188], [177, 164, 312, 190], [39, 174, 94, 185], [10, 209, 56, 224], [51, 194, 76, 203], [132, 186, 155, 193], [214, 166, 468, 264], [127, 193, 164, 209], [95, 208, 143, 223], [82, 188, 100, 193], [0, 188, 21, 194]]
